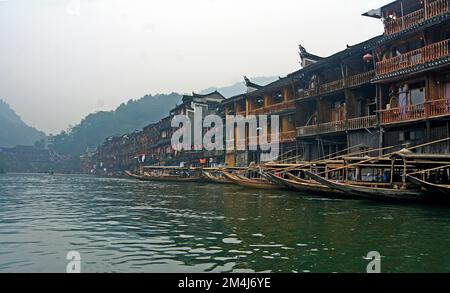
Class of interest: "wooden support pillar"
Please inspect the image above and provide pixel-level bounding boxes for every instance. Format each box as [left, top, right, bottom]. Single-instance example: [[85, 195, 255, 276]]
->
[[345, 89, 355, 119], [426, 120, 431, 153], [245, 96, 249, 115], [375, 83, 383, 155], [346, 130, 350, 155], [447, 121, 450, 154]]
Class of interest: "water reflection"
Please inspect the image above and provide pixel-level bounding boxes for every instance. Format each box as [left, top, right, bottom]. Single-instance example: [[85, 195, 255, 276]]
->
[[0, 174, 450, 272]]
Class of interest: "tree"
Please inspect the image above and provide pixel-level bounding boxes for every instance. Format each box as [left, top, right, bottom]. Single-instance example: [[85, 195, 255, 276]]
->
[[34, 138, 47, 149]]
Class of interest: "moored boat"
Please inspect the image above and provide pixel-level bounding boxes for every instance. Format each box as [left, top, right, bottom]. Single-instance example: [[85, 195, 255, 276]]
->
[[262, 170, 348, 198], [305, 171, 425, 202], [125, 167, 203, 182], [202, 169, 232, 184], [221, 170, 283, 190], [125, 170, 145, 180], [406, 175, 450, 201]]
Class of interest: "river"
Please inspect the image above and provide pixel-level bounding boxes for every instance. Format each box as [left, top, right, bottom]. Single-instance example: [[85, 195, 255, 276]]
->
[[1, 173, 450, 272]]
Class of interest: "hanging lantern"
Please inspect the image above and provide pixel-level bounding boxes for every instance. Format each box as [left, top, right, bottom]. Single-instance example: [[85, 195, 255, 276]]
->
[[363, 53, 373, 63]]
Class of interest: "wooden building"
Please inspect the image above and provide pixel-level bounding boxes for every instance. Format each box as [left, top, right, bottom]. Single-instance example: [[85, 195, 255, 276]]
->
[[85, 0, 450, 173], [365, 0, 450, 154], [222, 0, 450, 166], [222, 77, 297, 166]]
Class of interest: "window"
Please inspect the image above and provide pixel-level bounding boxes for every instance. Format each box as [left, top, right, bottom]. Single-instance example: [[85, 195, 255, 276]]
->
[[255, 97, 264, 108], [409, 81, 425, 105], [208, 103, 218, 111], [287, 115, 294, 124], [399, 130, 422, 142], [272, 92, 283, 104]]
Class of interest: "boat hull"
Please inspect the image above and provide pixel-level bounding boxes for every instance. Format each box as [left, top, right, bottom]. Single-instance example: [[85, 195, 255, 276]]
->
[[262, 171, 349, 198], [202, 171, 232, 184], [305, 171, 425, 202], [125, 170, 202, 182], [406, 175, 450, 202], [221, 170, 283, 190]]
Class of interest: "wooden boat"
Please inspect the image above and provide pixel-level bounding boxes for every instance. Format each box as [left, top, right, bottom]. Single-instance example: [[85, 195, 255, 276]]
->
[[125, 170, 202, 182], [262, 170, 348, 198], [202, 170, 232, 184], [305, 171, 425, 202], [221, 170, 283, 190], [125, 170, 145, 180], [406, 175, 450, 201]]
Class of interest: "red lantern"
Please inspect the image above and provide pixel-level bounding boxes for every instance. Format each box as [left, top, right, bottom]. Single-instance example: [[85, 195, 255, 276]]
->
[[363, 53, 373, 63]]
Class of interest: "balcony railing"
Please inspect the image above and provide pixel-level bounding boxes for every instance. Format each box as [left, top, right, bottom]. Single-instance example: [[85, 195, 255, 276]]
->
[[428, 98, 450, 116], [297, 115, 378, 137], [385, 9, 425, 36], [384, 0, 449, 36], [249, 100, 295, 115], [428, 0, 450, 18], [298, 88, 318, 99], [347, 115, 378, 130], [380, 103, 425, 124], [319, 79, 345, 95], [346, 70, 376, 88], [297, 124, 319, 136], [380, 98, 450, 124], [298, 71, 375, 99], [317, 120, 347, 134], [376, 39, 450, 76]]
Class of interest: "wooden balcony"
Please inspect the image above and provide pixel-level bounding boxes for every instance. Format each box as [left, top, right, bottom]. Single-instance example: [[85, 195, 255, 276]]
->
[[347, 115, 378, 130], [380, 98, 450, 124], [249, 100, 295, 115], [297, 115, 378, 137], [376, 39, 450, 76], [298, 71, 375, 99], [380, 103, 426, 124], [297, 121, 345, 137], [239, 130, 297, 145], [236, 110, 247, 116], [317, 120, 347, 134], [298, 88, 318, 99], [384, 0, 449, 36], [385, 9, 424, 36], [428, 0, 450, 18], [428, 98, 450, 117], [297, 124, 319, 137], [319, 79, 345, 95], [346, 70, 376, 88]]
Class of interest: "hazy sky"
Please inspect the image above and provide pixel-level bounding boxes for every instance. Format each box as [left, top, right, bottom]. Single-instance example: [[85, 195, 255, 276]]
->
[[0, 0, 391, 134]]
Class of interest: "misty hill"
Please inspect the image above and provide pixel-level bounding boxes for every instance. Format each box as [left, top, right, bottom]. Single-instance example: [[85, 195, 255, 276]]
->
[[48, 76, 278, 156], [49, 93, 182, 156], [200, 76, 279, 97], [0, 99, 46, 147]]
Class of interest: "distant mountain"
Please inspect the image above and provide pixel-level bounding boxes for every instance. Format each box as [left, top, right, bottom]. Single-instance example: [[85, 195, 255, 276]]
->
[[0, 99, 46, 148], [200, 76, 279, 98], [47, 77, 279, 156], [48, 93, 182, 156]]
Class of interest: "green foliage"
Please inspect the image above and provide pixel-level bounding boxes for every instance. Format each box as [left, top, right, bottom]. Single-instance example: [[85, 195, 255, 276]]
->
[[34, 138, 46, 149], [0, 99, 46, 147], [48, 93, 182, 156]]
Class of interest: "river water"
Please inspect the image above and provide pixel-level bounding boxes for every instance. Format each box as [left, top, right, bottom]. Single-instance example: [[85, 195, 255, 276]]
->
[[1, 173, 450, 273]]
